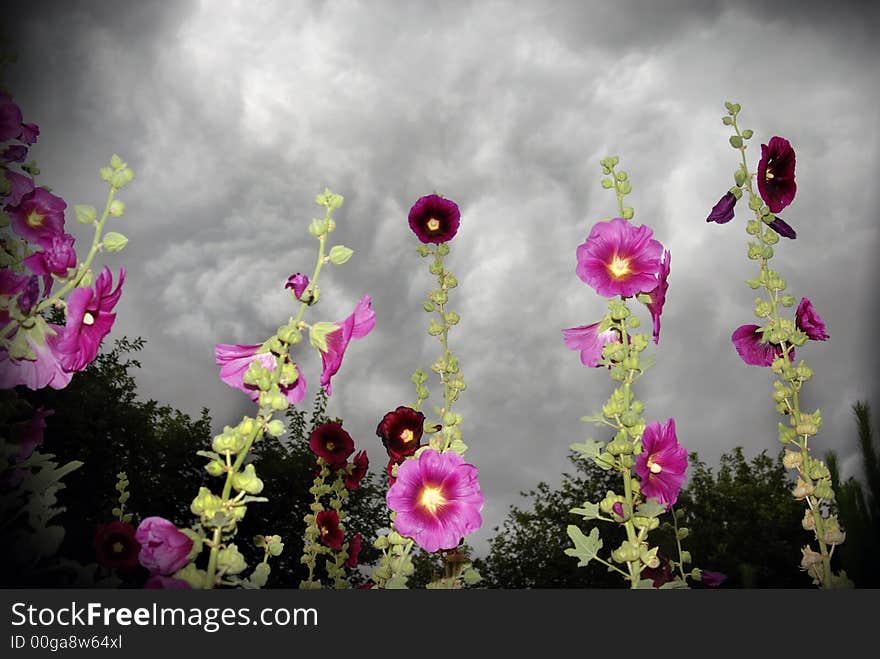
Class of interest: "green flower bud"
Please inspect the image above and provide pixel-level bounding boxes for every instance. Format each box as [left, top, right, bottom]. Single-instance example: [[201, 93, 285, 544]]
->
[[429, 260, 443, 276], [79, 268, 94, 285], [328, 245, 354, 265], [632, 516, 659, 531], [423, 301, 435, 312], [213, 428, 243, 454], [445, 311, 460, 325], [722, 116, 733, 125], [74, 204, 97, 224], [729, 135, 743, 149], [436, 243, 450, 256], [741, 129, 753, 139], [734, 167, 747, 187], [601, 178, 613, 189], [205, 460, 225, 477], [746, 220, 761, 236], [191, 487, 223, 519], [173, 563, 207, 589], [102, 231, 129, 253], [108, 199, 125, 217], [792, 478, 815, 500], [622, 207, 634, 220], [814, 483, 835, 500], [217, 543, 248, 575], [416, 244, 430, 257], [427, 321, 444, 336]]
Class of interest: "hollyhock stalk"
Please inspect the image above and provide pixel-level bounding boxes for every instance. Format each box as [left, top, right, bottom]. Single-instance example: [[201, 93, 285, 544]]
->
[[718, 103, 844, 587]]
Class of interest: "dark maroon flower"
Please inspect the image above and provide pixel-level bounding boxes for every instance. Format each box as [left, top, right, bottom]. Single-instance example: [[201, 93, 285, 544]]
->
[[386, 458, 400, 486], [700, 570, 727, 587], [2, 144, 28, 163], [94, 521, 141, 572], [768, 216, 796, 239], [408, 194, 461, 244], [641, 554, 673, 588], [144, 575, 191, 589], [796, 297, 829, 341], [758, 136, 797, 213], [345, 533, 363, 569], [706, 192, 737, 224], [316, 509, 344, 551], [731, 324, 794, 367], [345, 450, 369, 490], [309, 422, 355, 470], [23, 233, 77, 278], [377, 406, 425, 460], [9, 188, 67, 244]]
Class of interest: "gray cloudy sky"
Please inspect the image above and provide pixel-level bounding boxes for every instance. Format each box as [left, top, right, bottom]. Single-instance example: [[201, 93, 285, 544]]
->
[[5, 0, 879, 558]]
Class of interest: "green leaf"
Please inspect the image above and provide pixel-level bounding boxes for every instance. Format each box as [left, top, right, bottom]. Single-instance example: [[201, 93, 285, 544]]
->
[[564, 526, 603, 567], [634, 578, 657, 589], [570, 438, 605, 459], [659, 579, 689, 589], [570, 501, 601, 520], [636, 499, 666, 518]]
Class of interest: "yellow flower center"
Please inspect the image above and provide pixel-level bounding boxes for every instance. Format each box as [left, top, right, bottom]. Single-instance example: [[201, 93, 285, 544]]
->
[[326, 441, 335, 451], [83, 312, 95, 326], [400, 428, 414, 444], [647, 457, 663, 474], [419, 486, 446, 513], [112, 541, 124, 554], [426, 217, 441, 231], [607, 255, 631, 279], [320, 526, 329, 537], [26, 210, 45, 228]]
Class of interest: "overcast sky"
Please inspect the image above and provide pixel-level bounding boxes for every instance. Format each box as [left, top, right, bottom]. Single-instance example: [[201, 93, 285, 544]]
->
[[5, 0, 879, 558]]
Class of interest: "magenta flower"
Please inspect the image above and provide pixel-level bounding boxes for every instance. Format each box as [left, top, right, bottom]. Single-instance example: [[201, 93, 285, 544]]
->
[[144, 575, 191, 589], [18, 123, 39, 145], [316, 509, 344, 551], [611, 502, 625, 519], [377, 406, 426, 461], [345, 450, 369, 490], [796, 298, 829, 341], [561, 322, 620, 367], [2, 144, 28, 163], [309, 422, 355, 471], [319, 295, 375, 395], [0, 326, 73, 390], [54, 267, 124, 373], [94, 521, 141, 573], [214, 343, 307, 405], [768, 216, 796, 240], [706, 192, 737, 224], [576, 218, 664, 298], [386, 448, 484, 553], [0, 268, 30, 324], [700, 570, 727, 587], [285, 272, 309, 301], [644, 250, 671, 344], [731, 324, 794, 367], [9, 188, 67, 244], [23, 233, 77, 277], [2, 169, 35, 208], [0, 92, 23, 142], [408, 194, 461, 244], [758, 136, 797, 213], [345, 533, 363, 569], [135, 517, 193, 575], [635, 418, 688, 509]]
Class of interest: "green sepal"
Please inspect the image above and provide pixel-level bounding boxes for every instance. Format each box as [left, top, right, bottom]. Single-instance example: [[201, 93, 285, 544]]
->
[[564, 526, 603, 567], [309, 321, 338, 352], [734, 167, 747, 187]]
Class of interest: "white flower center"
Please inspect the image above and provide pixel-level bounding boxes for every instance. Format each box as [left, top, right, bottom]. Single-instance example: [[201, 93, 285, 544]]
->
[[648, 457, 662, 474], [607, 255, 631, 279], [419, 486, 446, 513], [83, 312, 95, 326]]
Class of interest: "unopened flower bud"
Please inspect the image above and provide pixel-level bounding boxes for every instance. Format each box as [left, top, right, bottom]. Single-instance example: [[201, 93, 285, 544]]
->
[[205, 460, 225, 477]]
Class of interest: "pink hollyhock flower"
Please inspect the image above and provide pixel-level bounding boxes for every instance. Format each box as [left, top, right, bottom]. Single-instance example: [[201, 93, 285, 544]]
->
[[644, 250, 671, 344], [144, 575, 191, 589], [386, 448, 484, 553], [53, 267, 124, 373], [796, 298, 829, 341], [700, 570, 727, 587], [94, 521, 141, 572], [0, 326, 73, 390], [377, 406, 425, 461], [635, 418, 687, 509], [214, 343, 307, 405], [758, 136, 797, 213], [285, 272, 309, 301], [345, 450, 369, 490], [309, 422, 355, 470], [319, 295, 375, 395], [316, 509, 344, 551], [9, 188, 67, 244], [23, 233, 77, 277], [345, 533, 363, 569], [731, 324, 794, 367], [2, 169, 35, 208], [706, 192, 737, 224], [576, 218, 664, 298], [408, 194, 461, 244], [768, 216, 796, 239], [135, 517, 193, 575], [0, 91, 23, 141], [561, 322, 620, 367]]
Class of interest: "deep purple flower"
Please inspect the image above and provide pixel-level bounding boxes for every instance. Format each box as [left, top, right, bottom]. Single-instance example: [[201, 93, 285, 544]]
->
[[319, 295, 375, 395], [731, 324, 794, 367], [700, 570, 727, 587], [377, 406, 425, 461], [2, 144, 28, 163], [561, 322, 620, 367], [2, 169, 35, 208], [706, 192, 737, 224], [345, 450, 369, 490], [576, 218, 664, 298], [641, 553, 673, 588], [18, 123, 39, 145], [316, 510, 344, 551], [135, 517, 193, 575], [0, 92, 23, 142], [644, 250, 671, 344], [309, 422, 355, 470], [144, 575, 191, 589], [408, 194, 461, 244], [386, 448, 484, 553], [0, 325, 73, 390], [345, 533, 362, 569], [23, 233, 77, 277], [634, 418, 687, 509], [94, 521, 141, 572], [796, 298, 829, 341], [758, 136, 797, 213], [12, 406, 53, 461], [9, 188, 67, 244], [214, 343, 307, 405], [19, 275, 41, 315], [768, 216, 796, 239], [54, 267, 124, 373], [285, 272, 309, 300]]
